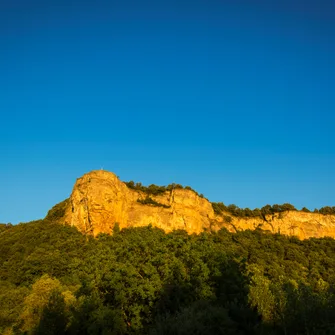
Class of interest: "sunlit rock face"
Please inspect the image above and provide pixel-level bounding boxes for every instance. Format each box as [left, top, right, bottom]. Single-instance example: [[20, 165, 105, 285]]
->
[[62, 170, 214, 236], [61, 170, 335, 239], [216, 211, 335, 240]]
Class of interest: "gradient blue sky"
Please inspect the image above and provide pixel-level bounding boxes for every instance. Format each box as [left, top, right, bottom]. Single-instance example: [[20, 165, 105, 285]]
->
[[1, 0, 334, 223]]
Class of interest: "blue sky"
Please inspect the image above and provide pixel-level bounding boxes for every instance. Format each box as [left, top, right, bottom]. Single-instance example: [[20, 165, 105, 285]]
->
[[1, 0, 334, 223]]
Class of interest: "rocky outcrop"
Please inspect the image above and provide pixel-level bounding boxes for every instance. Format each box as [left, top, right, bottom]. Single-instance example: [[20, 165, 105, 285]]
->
[[215, 211, 335, 239], [59, 170, 335, 239], [62, 170, 214, 236]]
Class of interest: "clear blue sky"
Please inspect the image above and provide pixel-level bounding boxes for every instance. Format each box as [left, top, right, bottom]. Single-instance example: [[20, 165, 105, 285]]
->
[[1, 0, 334, 223]]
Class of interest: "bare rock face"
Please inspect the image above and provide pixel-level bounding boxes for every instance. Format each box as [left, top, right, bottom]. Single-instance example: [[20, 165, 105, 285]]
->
[[61, 170, 335, 239], [62, 170, 214, 236], [215, 211, 335, 240]]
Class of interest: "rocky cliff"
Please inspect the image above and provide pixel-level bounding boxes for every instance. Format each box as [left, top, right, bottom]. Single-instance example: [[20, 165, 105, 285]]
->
[[57, 170, 335, 239], [61, 170, 214, 236], [216, 211, 335, 239]]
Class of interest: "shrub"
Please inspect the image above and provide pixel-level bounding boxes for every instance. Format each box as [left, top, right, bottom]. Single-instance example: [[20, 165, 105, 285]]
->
[[137, 197, 171, 209]]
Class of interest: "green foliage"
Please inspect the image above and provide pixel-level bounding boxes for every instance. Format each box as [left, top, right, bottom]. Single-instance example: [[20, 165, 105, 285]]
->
[[0, 223, 12, 233], [213, 202, 335, 219], [149, 301, 240, 335], [137, 197, 171, 208], [301, 207, 311, 213], [319, 206, 335, 215], [212, 202, 228, 215], [18, 274, 75, 333], [211, 201, 315, 219], [2, 219, 335, 334], [0, 219, 88, 285], [34, 290, 68, 335], [113, 222, 121, 234], [124, 181, 201, 197], [0, 281, 30, 333], [45, 199, 69, 221]]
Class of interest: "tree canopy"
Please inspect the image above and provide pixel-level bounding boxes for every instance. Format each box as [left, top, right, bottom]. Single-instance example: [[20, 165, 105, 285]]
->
[[2, 217, 335, 334]]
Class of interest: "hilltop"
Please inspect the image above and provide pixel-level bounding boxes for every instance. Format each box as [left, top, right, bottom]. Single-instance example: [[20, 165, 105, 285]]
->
[[1, 171, 335, 334], [47, 170, 335, 239]]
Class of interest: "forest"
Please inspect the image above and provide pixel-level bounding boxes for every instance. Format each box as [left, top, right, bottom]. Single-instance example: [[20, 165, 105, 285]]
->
[[1, 217, 335, 334]]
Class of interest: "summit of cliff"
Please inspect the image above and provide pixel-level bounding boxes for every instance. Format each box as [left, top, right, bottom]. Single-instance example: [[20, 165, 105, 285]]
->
[[49, 170, 335, 239]]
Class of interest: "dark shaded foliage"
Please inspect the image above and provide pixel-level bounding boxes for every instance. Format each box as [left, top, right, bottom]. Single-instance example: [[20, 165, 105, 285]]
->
[[212, 202, 335, 218], [2, 218, 335, 334], [212, 202, 298, 218], [137, 197, 171, 208], [124, 181, 201, 197], [34, 290, 68, 335], [45, 199, 69, 221]]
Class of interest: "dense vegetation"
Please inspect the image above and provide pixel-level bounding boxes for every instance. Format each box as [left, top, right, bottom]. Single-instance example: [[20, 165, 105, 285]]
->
[[137, 197, 171, 208], [314, 206, 335, 215], [212, 202, 335, 218], [211, 202, 297, 218], [124, 181, 205, 198], [2, 218, 335, 334]]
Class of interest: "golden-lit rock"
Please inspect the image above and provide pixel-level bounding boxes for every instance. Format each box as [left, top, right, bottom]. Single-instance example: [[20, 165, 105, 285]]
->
[[215, 211, 335, 240], [62, 170, 214, 236], [60, 170, 335, 239]]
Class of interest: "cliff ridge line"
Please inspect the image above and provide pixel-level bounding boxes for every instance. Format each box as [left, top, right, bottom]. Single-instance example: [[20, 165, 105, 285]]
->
[[53, 170, 335, 239]]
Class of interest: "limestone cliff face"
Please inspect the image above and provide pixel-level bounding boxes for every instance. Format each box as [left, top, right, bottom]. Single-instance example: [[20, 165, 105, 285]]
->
[[61, 170, 335, 239], [62, 170, 214, 236], [215, 211, 335, 240]]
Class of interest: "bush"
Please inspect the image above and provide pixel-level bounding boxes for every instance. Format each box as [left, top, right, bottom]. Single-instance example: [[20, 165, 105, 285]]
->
[[137, 197, 171, 208], [45, 199, 69, 221], [124, 181, 201, 197], [212, 202, 300, 219], [301, 207, 311, 213]]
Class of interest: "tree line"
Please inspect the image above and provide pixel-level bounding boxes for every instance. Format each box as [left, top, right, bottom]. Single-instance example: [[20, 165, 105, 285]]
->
[[212, 202, 335, 218], [124, 181, 205, 198], [2, 216, 335, 334]]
